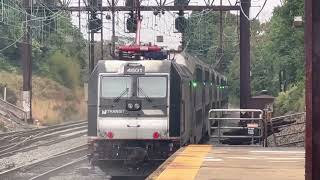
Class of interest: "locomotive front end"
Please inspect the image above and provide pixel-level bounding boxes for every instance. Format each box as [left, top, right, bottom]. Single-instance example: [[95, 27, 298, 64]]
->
[[88, 61, 178, 165]]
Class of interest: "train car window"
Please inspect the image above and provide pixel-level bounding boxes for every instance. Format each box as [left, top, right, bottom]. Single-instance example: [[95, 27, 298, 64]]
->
[[196, 68, 202, 81], [137, 76, 167, 98], [221, 79, 226, 86], [205, 71, 209, 82], [100, 76, 132, 98], [212, 74, 215, 84]]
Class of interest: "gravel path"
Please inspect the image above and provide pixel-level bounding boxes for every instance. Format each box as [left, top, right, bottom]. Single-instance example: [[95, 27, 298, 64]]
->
[[0, 135, 87, 171]]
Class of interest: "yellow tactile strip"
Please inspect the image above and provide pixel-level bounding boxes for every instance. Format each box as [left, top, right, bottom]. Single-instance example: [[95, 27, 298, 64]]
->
[[155, 145, 212, 180]]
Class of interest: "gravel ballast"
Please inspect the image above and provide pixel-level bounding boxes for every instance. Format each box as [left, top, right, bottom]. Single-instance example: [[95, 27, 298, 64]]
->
[[0, 136, 87, 171], [267, 114, 305, 147]]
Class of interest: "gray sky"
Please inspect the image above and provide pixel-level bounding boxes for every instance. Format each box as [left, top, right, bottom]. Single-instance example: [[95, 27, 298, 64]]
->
[[69, 0, 282, 49]]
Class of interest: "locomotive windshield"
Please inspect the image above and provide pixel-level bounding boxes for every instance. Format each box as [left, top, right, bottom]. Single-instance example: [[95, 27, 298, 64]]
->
[[137, 77, 167, 98], [100, 76, 132, 98]]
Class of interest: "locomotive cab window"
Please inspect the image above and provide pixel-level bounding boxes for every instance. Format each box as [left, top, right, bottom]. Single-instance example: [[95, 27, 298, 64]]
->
[[137, 76, 167, 98], [100, 76, 132, 98]]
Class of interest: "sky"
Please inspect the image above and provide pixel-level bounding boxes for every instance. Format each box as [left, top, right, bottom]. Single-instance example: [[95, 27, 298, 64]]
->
[[68, 0, 282, 49]]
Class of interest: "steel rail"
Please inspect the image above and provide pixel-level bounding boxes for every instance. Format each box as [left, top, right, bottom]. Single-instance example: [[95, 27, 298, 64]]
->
[[0, 122, 86, 142], [0, 144, 87, 176], [274, 122, 306, 129], [0, 121, 87, 147], [29, 156, 87, 180], [271, 112, 305, 121], [0, 125, 87, 156], [0, 129, 87, 158], [0, 120, 87, 138], [0, 99, 28, 121]]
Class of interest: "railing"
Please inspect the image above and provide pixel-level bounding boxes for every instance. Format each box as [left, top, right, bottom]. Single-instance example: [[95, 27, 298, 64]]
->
[[0, 99, 28, 122], [208, 109, 265, 146], [268, 112, 305, 147]]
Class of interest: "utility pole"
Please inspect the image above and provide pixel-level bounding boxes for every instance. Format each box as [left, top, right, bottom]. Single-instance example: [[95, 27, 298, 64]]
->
[[22, 0, 32, 123], [305, 0, 320, 179], [111, 0, 116, 57], [78, 0, 81, 29], [101, 11, 104, 59], [89, 10, 95, 73], [90, 26, 95, 72], [239, 0, 251, 109], [134, 0, 142, 45], [219, 0, 223, 52]]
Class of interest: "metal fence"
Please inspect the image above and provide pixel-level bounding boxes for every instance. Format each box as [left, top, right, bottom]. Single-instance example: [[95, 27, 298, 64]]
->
[[208, 109, 265, 146]]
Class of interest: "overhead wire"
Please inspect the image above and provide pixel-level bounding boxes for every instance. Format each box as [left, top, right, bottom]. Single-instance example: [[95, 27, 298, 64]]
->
[[1, 0, 244, 53], [0, 0, 80, 48], [0, 25, 25, 52], [1, 0, 71, 22]]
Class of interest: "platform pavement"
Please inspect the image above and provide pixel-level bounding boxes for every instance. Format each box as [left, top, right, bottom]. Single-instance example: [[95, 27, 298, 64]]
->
[[147, 145, 305, 180]]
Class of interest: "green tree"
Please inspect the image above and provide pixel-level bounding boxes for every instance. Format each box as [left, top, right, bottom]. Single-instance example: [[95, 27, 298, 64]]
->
[[185, 11, 239, 74], [0, 5, 88, 88], [251, 0, 304, 96]]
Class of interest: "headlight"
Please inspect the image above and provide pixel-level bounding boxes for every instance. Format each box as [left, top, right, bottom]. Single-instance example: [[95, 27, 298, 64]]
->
[[134, 103, 140, 109], [128, 103, 133, 109]]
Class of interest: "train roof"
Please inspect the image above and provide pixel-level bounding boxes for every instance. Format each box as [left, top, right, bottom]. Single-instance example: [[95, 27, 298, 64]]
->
[[174, 52, 226, 79], [94, 59, 172, 74], [93, 52, 226, 79]]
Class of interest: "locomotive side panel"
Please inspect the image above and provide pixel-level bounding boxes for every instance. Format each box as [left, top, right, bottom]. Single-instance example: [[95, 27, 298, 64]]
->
[[88, 64, 106, 137], [171, 63, 193, 145], [204, 69, 210, 105], [195, 67, 203, 110], [169, 65, 181, 137]]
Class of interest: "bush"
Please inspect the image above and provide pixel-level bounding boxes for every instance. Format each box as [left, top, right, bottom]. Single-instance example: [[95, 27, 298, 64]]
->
[[48, 51, 81, 89], [274, 81, 305, 116], [0, 57, 16, 72]]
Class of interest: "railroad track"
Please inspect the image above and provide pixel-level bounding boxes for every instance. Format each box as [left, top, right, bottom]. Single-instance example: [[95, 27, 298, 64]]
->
[[0, 120, 87, 139], [0, 144, 88, 180], [267, 112, 305, 135], [268, 112, 306, 147], [0, 121, 87, 158]]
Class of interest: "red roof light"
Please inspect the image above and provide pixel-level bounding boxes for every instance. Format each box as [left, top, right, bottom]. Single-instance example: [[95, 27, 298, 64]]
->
[[118, 45, 161, 52]]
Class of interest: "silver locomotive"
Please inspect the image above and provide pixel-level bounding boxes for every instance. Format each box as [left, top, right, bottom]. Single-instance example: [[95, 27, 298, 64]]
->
[[87, 51, 228, 165]]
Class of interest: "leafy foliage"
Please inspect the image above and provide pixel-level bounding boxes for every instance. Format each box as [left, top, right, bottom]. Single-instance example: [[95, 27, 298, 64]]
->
[[47, 51, 81, 89], [251, 0, 304, 96], [0, 9, 88, 89], [274, 82, 305, 115], [185, 0, 305, 113], [185, 11, 239, 74]]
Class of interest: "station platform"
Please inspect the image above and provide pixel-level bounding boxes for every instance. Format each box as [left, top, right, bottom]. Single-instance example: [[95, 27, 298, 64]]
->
[[147, 145, 305, 180]]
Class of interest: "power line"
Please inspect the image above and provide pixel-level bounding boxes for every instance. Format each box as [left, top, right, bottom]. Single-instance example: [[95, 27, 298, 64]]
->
[[0, 32, 25, 52]]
